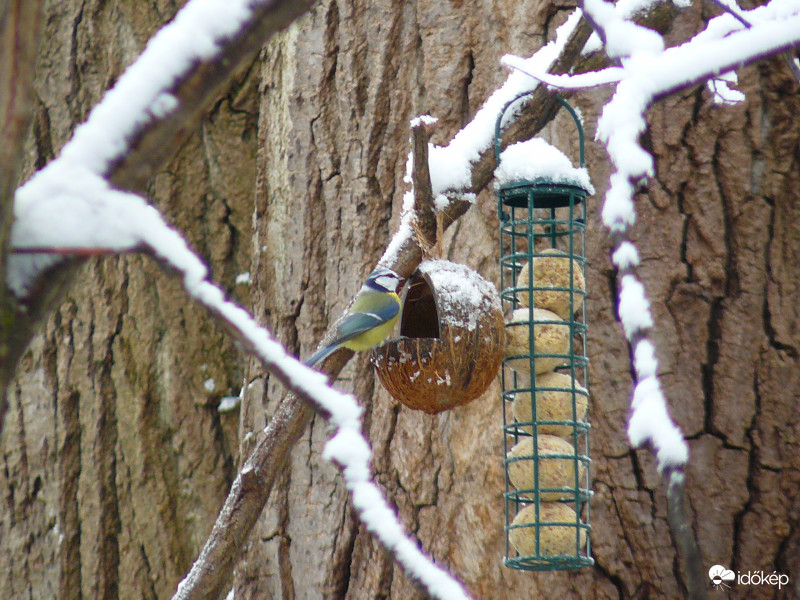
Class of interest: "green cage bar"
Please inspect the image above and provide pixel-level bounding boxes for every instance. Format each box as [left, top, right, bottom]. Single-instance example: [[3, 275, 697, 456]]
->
[[496, 93, 593, 571]]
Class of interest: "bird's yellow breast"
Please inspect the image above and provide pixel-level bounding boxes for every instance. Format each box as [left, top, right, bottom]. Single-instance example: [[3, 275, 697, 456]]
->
[[341, 291, 400, 351]]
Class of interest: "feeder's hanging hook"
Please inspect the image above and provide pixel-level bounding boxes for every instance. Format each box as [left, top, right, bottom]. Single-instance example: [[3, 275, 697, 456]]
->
[[494, 91, 586, 221], [494, 93, 586, 222], [494, 92, 585, 167]]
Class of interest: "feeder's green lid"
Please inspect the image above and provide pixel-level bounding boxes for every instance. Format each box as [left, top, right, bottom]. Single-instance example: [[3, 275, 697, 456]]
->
[[498, 179, 588, 209]]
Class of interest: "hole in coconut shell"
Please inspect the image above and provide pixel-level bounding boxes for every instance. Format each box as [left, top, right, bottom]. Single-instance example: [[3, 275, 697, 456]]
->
[[399, 272, 440, 338]]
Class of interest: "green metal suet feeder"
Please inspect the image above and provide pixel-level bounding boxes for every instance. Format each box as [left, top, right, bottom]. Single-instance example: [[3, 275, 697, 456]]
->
[[495, 93, 593, 571]]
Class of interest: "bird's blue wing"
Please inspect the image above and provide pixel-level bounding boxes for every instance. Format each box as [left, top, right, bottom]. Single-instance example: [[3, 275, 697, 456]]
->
[[304, 297, 399, 366], [334, 302, 399, 344]]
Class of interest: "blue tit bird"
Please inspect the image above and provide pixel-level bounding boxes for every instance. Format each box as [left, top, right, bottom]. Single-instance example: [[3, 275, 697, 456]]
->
[[304, 267, 404, 366]]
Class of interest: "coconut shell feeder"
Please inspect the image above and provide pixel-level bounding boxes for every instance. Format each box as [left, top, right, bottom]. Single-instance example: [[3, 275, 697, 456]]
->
[[371, 259, 504, 414], [495, 93, 594, 571]]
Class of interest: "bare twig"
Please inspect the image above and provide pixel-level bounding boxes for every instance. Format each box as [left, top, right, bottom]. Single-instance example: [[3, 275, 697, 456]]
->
[[175, 392, 315, 600], [666, 468, 706, 600], [650, 29, 800, 103], [411, 117, 438, 256]]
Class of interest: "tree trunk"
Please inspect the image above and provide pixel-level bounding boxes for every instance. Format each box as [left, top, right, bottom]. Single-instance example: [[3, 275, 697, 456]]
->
[[2, 1, 799, 600], [0, 2, 254, 598]]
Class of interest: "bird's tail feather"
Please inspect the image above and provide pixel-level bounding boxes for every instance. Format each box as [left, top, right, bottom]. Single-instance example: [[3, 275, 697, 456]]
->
[[304, 343, 338, 367]]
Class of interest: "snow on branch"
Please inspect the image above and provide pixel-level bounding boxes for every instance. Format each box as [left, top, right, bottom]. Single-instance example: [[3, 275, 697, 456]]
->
[[56, 0, 246, 176], [582, 0, 665, 58], [6, 0, 472, 595], [380, 9, 590, 271], [707, 72, 746, 106], [426, 9, 585, 199], [7, 0, 314, 297], [710, 0, 800, 82], [596, 0, 799, 469], [12, 160, 470, 599], [505, 6, 800, 105], [152, 211, 469, 600], [501, 0, 800, 472], [501, 56, 624, 89]]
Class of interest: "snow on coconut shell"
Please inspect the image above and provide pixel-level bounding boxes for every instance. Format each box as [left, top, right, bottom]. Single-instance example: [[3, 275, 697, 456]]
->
[[371, 260, 505, 414]]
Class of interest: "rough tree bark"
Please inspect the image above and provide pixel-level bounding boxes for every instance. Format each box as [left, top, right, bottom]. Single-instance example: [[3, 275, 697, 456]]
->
[[1, 1, 798, 600], [0, 2, 254, 597]]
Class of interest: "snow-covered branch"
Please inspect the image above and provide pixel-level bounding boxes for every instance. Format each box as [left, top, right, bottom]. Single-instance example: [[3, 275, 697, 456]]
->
[[428, 10, 585, 198], [0, 0, 315, 408], [3, 0, 743, 595], [12, 157, 470, 599], [597, 0, 799, 469], [709, 0, 800, 82], [380, 10, 595, 272], [499, 0, 800, 471], [153, 217, 472, 600], [505, 9, 800, 103], [8, 0, 314, 296]]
